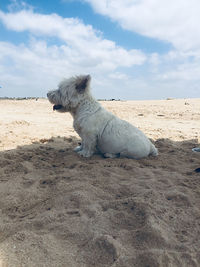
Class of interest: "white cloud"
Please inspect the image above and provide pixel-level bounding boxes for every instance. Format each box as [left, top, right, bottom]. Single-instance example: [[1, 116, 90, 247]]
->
[[0, 9, 146, 68], [0, 5, 200, 99], [84, 0, 200, 52], [0, 9, 146, 97], [80, 0, 200, 99]]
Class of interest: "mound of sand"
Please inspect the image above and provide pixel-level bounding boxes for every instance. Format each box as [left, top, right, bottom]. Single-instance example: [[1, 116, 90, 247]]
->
[[0, 98, 199, 266]]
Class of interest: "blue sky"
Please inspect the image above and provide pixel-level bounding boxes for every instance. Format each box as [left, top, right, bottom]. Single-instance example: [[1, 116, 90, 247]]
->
[[0, 0, 200, 100]]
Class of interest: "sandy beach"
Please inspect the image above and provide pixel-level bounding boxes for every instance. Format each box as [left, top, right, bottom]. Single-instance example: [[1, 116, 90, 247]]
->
[[0, 98, 199, 266]]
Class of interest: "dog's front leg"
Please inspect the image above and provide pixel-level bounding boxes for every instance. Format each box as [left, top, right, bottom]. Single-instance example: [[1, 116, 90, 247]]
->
[[77, 135, 96, 158]]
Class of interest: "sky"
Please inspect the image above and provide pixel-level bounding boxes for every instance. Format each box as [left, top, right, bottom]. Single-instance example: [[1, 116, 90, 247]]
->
[[0, 0, 200, 100]]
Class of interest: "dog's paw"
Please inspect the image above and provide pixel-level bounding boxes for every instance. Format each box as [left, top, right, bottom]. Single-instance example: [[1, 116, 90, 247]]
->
[[74, 145, 82, 152], [104, 153, 119, 158], [78, 149, 93, 158]]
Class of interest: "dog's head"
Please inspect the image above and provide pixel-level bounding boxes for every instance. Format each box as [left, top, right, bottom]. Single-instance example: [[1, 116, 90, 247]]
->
[[47, 75, 91, 112]]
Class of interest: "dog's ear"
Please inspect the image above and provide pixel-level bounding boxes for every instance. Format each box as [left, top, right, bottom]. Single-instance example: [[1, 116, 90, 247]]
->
[[76, 75, 91, 94]]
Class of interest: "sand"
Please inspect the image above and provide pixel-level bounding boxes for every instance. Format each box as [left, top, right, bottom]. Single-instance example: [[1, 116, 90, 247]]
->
[[0, 98, 199, 267]]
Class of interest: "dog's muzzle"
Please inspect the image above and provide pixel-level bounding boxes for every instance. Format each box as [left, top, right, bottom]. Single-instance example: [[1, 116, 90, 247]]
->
[[47, 91, 64, 111]]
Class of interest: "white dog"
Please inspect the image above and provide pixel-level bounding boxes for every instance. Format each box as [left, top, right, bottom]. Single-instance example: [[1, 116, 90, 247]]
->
[[47, 75, 158, 159]]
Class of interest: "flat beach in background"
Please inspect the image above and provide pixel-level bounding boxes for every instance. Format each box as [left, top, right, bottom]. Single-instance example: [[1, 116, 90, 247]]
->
[[0, 98, 199, 266]]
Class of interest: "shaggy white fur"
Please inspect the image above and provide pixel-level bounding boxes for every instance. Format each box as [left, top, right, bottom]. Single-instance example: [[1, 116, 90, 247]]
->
[[47, 75, 158, 159]]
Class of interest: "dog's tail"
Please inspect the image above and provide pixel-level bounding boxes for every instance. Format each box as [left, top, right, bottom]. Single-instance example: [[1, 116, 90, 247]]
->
[[149, 143, 158, 157]]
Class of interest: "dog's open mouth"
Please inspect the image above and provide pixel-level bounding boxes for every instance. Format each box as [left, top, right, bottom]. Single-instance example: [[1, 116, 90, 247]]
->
[[53, 104, 63, 110]]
